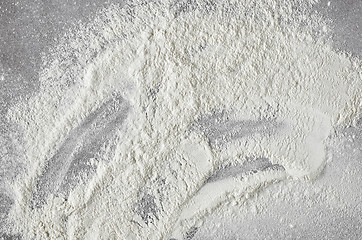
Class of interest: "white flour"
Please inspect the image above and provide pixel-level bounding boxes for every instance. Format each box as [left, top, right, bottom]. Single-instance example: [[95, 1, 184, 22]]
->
[[5, 0, 361, 239]]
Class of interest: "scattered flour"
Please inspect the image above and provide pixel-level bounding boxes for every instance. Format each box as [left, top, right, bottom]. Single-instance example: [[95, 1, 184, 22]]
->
[[4, 0, 361, 239]]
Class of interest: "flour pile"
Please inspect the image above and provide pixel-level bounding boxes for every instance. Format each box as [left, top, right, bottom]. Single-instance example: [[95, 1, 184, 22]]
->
[[4, 0, 361, 239]]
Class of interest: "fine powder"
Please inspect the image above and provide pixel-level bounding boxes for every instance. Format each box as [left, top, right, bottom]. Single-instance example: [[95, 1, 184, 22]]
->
[[5, 0, 362, 239]]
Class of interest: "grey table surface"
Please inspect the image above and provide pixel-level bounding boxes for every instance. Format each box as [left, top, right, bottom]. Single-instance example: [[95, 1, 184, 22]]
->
[[0, 0, 361, 239]]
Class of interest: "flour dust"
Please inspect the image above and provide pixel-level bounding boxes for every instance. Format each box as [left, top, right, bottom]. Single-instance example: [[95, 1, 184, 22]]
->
[[3, 0, 361, 239]]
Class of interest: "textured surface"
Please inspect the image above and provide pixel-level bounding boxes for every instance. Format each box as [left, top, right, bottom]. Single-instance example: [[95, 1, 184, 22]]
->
[[0, 0, 361, 239], [31, 94, 129, 208]]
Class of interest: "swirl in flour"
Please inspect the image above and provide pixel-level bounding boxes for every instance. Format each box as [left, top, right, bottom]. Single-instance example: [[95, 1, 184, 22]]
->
[[7, 0, 361, 239]]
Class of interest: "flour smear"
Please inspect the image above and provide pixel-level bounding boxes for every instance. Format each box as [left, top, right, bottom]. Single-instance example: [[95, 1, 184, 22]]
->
[[4, 0, 361, 239]]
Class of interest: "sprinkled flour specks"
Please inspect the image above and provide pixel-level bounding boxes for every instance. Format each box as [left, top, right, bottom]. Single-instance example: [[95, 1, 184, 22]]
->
[[3, 0, 361, 239]]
